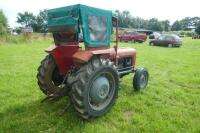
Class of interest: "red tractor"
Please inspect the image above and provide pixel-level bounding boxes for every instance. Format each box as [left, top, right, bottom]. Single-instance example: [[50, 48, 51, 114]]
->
[[37, 4, 149, 119]]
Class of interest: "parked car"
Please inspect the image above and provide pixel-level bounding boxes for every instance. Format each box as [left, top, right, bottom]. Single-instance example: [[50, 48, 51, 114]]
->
[[149, 34, 182, 47], [149, 32, 161, 39], [178, 34, 185, 38], [118, 32, 147, 43], [192, 34, 200, 39]]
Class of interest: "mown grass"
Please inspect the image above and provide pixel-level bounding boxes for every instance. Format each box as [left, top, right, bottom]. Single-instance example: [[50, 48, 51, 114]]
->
[[0, 37, 200, 132]]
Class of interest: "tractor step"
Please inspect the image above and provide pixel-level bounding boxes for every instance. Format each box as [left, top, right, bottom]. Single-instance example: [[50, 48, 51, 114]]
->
[[41, 94, 62, 102], [41, 86, 69, 102]]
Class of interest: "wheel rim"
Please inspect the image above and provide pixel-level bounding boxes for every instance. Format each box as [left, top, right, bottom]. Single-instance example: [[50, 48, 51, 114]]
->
[[88, 72, 115, 111], [140, 73, 147, 88]]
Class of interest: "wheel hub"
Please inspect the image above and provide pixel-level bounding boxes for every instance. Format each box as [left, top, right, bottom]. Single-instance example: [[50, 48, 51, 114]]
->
[[90, 76, 110, 104], [140, 74, 147, 88]]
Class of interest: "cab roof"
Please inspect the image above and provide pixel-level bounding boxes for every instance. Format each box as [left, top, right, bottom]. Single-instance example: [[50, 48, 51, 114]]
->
[[48, 4, 114, 47]]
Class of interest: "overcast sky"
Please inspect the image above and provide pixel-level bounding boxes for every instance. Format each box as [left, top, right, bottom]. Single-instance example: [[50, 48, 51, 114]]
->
[[0, 0, 200, 28]]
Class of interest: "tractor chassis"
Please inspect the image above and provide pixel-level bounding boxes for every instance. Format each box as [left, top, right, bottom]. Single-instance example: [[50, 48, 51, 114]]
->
[[41, 60, 136, 102]]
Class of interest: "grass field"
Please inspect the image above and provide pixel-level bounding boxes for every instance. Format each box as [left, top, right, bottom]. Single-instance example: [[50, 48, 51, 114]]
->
[[0, 37, 200, 132]]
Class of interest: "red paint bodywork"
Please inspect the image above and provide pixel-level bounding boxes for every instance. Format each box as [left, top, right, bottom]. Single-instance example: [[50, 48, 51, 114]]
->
[[118, 32, 147, 42], [46, 45, 136, 75], [45, 45, 79, 74]]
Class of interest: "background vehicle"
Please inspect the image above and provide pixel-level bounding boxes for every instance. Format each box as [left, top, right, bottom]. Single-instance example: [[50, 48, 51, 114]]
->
[[178, 34, 185, 38], [118, 31, 147, 43], [149, 34, 182, 47], [136, 29, 153, 35], [37, 4, 149, 120], [149, 32, 161, 39], [192, 34, 200, 39]]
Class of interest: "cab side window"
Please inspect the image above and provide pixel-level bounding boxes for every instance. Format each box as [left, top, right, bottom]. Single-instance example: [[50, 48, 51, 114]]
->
[[88, 16, 107, 43]]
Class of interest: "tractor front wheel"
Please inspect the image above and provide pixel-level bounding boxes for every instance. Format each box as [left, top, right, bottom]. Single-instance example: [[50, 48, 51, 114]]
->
[[133, 68, 149, 91], [70, 57, 119, 119], [37, 55, 64, 95]]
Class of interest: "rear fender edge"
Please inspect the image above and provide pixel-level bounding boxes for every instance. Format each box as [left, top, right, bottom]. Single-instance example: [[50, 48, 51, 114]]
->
[[72, 48, 116, 65], [72, 51, 93, 64], [45, 45, 79, 75]]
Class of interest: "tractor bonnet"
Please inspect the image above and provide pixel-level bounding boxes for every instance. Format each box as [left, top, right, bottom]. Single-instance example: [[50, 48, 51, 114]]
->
[[48, 4, 113, 47]]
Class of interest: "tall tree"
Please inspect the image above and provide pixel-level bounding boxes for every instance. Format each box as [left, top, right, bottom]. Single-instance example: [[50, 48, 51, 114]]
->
[[0, 10, 8, 35], [190, 17, 200, 27], [161, 20, 170, 31], [16, 11, 36, 27], [179, 17, 191, 30], [32, 10, 48, 32], [122, 11, 132, 28], [171, 21, 182, 31], [177, 17, 200, 30], [131, 17, 148, 29], [114, 10, 132, 28], [16, 10, 48, 32], [148, 18, 163, 31], [114, 10, 124, 27], [195, 22, 200, 35]]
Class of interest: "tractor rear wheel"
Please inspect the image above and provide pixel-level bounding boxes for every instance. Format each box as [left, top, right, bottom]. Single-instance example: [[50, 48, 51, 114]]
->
[[37, 55, 64, 95], [70, 57, 119, 119]]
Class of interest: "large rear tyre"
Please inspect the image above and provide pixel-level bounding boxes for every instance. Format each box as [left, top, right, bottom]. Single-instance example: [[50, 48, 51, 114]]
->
[[37, 55, 64, 95], [70, 57, 119, 119]]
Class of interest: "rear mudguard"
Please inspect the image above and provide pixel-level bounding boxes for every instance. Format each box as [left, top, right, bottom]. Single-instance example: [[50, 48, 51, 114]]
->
[[45, 45, 79, 75], [73, 48, 136, 66], [72, 48, 116, 63]]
